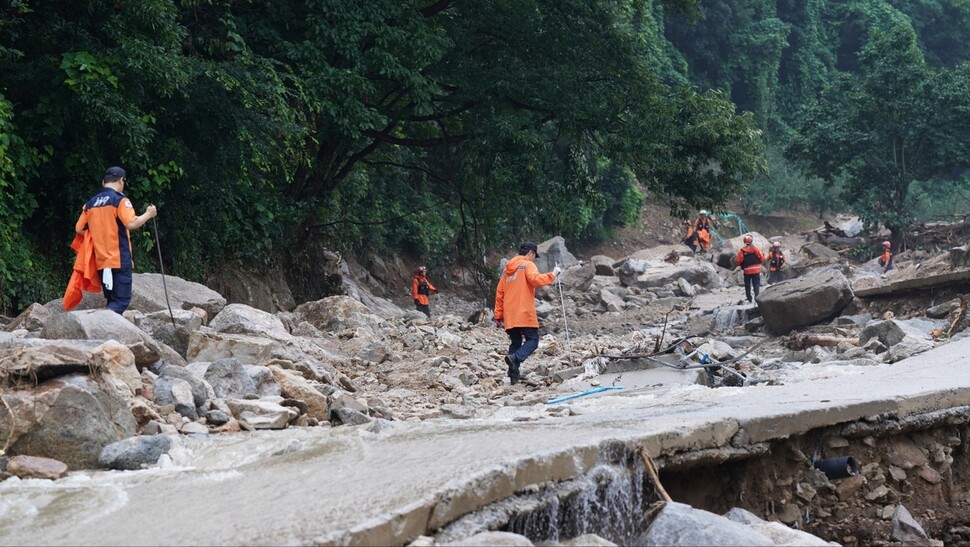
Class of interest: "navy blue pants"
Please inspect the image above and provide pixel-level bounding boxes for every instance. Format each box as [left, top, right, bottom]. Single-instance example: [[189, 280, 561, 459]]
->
[[100, 267, 133, 314], [744, 273, 761, 303], [506, 327, 540, 364]]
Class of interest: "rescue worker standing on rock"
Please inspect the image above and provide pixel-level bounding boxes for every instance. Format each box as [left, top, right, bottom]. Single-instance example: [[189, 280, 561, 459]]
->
[[879, 241, 894, 273], [411, 266, 437, 318], [74, 166, 157, 314], [494, 241, 561, 385], [736, 235, 765, 303], [681, 220, 697, 252], [694, 210, 713, 251], [766, 241, 785, 284]]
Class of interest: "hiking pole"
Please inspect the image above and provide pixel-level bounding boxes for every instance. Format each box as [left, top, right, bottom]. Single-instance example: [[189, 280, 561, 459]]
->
[[555, 262, 574, 366], [151, 216, 176, 329]]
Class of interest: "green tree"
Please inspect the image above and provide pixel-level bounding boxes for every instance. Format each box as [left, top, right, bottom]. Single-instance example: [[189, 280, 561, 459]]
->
[[788, 17, 970, 242]]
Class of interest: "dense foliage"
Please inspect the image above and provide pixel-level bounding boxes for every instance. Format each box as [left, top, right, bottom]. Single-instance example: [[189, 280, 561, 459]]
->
[[2, 0, 969, 312], [0, 0, 766, 312]]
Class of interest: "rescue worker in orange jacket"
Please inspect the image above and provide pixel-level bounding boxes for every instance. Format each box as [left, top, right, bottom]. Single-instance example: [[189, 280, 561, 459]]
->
[[878, 241, 894, 273], [694, 210, 713, 251], [766, 241, 785, 284], [736, 235, 765, 303], [681, 220, 698, 252], [74, 166, 157, 314], [494, 241, 561, 384], [411, 266, 437, 318]]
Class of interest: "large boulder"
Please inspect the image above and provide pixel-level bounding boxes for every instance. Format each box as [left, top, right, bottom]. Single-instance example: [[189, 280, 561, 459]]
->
[[757, 270, 854, 334], [209, 303, 291, 341], [294, 296, 386, 334], [129, 273, 227, 318], [0, 373, 137, 469], [98, 434, 173, 470], [204, 357, 258, 399], [268, 365, 330, 421], [535, 236, 580, 273], [712, 232, 771, 270], [860, 319, 931, 347], [186, 330, 285, 364], [636, 502, 774, 546], [591, 255, 616, 276], [617, 258, 721, 290], [558, 262, 595, 292], [4, 303, 52, 332], [40, 310, 164, 368]]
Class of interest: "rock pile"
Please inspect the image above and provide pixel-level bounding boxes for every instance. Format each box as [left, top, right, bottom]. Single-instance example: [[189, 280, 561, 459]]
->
[[2, 229, 968, 544]]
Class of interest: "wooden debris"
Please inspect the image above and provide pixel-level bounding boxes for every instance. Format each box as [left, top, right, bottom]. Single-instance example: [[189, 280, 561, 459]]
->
[[785, 332, 860, 350], [946, 294, 969, 338], [637, 445, 672, 502]]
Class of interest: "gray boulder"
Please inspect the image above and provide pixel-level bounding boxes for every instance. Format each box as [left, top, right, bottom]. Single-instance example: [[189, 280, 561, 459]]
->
[[4, 303, 52, 332], [801, 242, 841, 259], [98, 434, 173, 470], [535, 236, 580, 273], [891, 504, 930, 544], [152, 376, 200, 419], [40, 310, 164, 368], [0, 373, 136, 469], [757, 270, 854, 334], [294, 296, 385, 334], [205, 357, 258, 399], [723, 508, 836, 546], [591, 255, 616, 276], [860, 319, 931, 347], [558, 262, 595, 292], [209, 303, 291, 341], [618, 259, 721, 290], [637, 502, 774, 546], [155, 362, 213, 409], [130, 273, 227, 318]]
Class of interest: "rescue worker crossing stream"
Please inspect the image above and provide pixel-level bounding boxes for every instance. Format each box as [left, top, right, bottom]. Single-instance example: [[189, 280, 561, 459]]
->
[[736, 234, 765, 303]]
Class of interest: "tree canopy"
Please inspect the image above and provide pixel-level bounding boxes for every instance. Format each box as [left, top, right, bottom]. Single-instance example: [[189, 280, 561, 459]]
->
[[0, 0, 766, 311], [786, 9, 970, 242]]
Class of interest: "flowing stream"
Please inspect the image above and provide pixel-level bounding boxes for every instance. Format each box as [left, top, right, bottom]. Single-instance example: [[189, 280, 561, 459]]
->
[[4, 336, 970, 545]]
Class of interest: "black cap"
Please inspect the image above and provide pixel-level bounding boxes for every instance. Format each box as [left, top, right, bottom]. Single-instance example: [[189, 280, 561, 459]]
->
[[519, 241, 539, 258], [103, 166, 126, 179]]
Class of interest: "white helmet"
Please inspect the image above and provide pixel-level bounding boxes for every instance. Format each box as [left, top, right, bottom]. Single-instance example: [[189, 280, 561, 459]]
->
[[699, 209, 708, 216]]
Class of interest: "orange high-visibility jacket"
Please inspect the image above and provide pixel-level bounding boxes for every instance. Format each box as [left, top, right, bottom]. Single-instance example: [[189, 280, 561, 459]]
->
[[411, 274, 437, 305], [494, 255, 555, 329], [63, 231, 102, 310], [879, 249, 893, 270], [736, 246, 765, 275]]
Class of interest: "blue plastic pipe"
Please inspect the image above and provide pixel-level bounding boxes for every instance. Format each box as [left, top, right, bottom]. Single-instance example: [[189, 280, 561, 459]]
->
[[546, 385, 624, 405]]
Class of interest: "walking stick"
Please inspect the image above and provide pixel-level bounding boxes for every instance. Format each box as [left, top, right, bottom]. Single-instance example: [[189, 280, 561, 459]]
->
[[555, 263, 574, 366], [151, 217, 176, 329]]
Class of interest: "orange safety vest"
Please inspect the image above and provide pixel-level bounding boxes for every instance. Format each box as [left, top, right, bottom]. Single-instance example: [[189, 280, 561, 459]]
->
[[736, 246, 765, 275]]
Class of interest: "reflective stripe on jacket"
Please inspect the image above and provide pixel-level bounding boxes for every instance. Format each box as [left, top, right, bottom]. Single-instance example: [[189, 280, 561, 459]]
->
[[736, 246, 765, 275], [494, 255, 556, 329]]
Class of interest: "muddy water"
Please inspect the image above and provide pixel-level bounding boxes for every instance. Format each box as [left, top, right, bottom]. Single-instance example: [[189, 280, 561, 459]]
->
[[4, 336, 970, 545]]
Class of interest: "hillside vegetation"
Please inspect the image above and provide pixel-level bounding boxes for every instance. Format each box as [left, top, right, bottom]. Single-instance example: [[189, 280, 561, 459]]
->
[[1, 0, 969, 313]]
